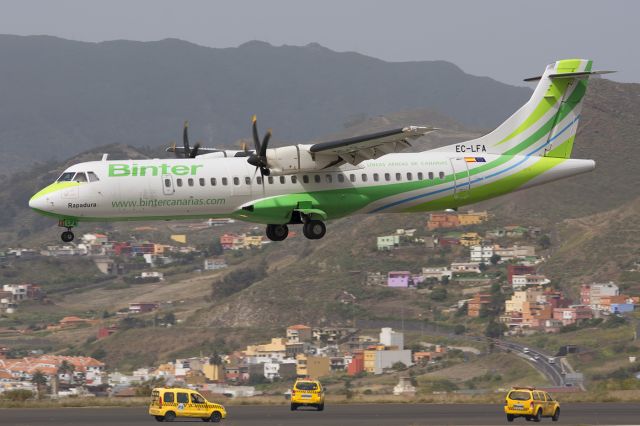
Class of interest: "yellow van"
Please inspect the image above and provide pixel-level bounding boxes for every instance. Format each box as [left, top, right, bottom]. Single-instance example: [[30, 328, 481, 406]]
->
[[149, 387, 227, 422], [504, 387, 560, 422], [290, 378, 325, 411]]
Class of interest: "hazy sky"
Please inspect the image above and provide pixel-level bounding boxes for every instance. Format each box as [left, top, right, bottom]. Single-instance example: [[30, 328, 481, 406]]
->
[[1, 0, 637, 86]]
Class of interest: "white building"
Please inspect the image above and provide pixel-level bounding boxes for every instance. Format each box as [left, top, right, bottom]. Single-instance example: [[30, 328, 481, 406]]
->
[[204, 258, 228, 271], [494, 245, 535, 261], [373, 349, 413, 374], [140, 271, 164, 280], [421, 267, 453, 281], [470, 245, 494, 263], [451, 262, 482, 274], [380, 328, 404, 349], [512, 274, 551, 289]]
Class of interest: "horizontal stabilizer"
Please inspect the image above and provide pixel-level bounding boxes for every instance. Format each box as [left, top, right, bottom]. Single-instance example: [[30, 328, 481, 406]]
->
[[524, 70, 615, 82]]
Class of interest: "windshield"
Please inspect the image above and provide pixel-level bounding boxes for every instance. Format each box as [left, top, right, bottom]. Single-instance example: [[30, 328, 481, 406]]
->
[[295, 382, 318, 391], [57, 172, 75, 182], [508, 391, 532, 401]]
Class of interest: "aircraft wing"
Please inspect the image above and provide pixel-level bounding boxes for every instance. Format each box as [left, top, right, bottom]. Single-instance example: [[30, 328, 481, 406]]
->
[[308, 126, 436, 166], [166, 146, 223, 156]]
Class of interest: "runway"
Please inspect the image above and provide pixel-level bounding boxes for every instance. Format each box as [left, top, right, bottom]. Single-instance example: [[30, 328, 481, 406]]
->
[[2, 403, 639, 425]]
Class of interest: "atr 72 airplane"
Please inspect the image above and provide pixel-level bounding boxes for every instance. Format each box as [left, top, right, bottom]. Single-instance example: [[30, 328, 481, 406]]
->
[[30, 59, 608, 243]]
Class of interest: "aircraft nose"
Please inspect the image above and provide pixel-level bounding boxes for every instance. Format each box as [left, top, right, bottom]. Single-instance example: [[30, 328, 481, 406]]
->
[[29, 193, 47, 211]]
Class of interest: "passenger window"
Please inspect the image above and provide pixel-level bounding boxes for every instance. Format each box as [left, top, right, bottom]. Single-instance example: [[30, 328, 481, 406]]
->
[[268, 176, 274, 184], [407, 172, 413, 181], [256, 177, 262, 185], [74, 172, 88, 183], [361, 174, 368, 182], [417, 172, 423, 180], [233, 177, 240, 186], [191, 393, 205, 404], [245, 177, 251, 185], [222, 177, 228, 186], [176, 392, 189, 404], [177, 179, 183, 187], [373, 173, 379, 182], [428, 172, 434, 180], [325, 174, 332, 183], [188, 178, 194, 187], [396, 173, 402, 181], [291, 176, 297, 184], [163, 392, 175, 403], [164, 179, 171, 188], [280, 176, 286, 184], [199, 178, 205, 186], [314, 175, 321, 183], [385, 173, 391, 182], [210, 178, 216, 186], [349, 174, 356, 183], [303, 175, 309, 183], [57, 172, 75, 182], [337, 174, 345, 183], [88, 172, 100, 182], [439, 171, 445, 179]]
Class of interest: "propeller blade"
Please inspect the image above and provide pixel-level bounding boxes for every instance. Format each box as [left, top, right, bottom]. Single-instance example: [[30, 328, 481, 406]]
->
[[183, 120, 191, 158], [260, 129, 271, 158], [251, 115, 261, 153], [170, 142, 180, 158], [190, 143, 201, 158]]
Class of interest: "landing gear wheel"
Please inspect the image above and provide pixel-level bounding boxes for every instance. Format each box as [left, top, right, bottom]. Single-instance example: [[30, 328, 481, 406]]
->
[[61, 230, 74, 243], [302, 220, 326, 240], [266, 224, 289, 241]]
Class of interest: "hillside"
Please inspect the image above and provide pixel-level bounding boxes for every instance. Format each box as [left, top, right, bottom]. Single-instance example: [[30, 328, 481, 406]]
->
[[0, 35, 531, 171]]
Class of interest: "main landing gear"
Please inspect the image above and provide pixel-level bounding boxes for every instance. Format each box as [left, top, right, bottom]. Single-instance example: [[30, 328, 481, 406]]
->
[[265, 218, 326, 242]]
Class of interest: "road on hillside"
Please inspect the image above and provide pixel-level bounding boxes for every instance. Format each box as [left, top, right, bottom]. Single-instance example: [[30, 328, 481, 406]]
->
[[3, 403, 640, 425], [495, 340, 567, 386]]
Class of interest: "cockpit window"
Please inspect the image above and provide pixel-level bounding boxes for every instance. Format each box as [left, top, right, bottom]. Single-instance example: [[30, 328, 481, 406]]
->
[[57, 172, 75, 182], [74, 172, 88, 183], [87, 172, 100, 182]]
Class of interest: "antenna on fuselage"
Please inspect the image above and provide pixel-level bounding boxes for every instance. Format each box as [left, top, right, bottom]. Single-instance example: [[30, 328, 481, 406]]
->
[[101, 153, 109, 161]]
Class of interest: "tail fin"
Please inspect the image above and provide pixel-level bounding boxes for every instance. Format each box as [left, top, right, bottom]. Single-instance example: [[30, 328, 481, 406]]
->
[[434, 59, 606, 159]]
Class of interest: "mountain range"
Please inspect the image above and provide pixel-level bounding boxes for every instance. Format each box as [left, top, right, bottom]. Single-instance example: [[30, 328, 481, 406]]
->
[[0, 35, 531, 171]]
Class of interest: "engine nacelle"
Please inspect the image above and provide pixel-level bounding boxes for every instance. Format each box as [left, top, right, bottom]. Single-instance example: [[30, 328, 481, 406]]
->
[[266, 144, 335, 175]]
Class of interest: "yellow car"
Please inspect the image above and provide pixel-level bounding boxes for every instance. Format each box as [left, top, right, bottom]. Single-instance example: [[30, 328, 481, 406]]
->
[[290, 378, 325, 411], [504, 387, 560, 422], [149, 387, 227, 422]]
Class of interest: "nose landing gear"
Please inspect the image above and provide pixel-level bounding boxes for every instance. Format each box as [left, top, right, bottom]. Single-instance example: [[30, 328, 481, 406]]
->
[[58, 218, 78, 243], [61, 228, 75, 243]]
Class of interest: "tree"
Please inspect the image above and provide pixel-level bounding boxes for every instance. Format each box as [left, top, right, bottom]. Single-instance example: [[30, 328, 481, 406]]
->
[[31, 370, 48, 398], [455, 302, 468, 317], [441, 275, 450, 285], [479, 262, 487, 272], [430, 287, 447, 301], [454, 324, 466, 335], [490, 254, 502, 265], [538, 235, 552, 250], [209, 351, 223, 366], [344, 378, 354, 399], [58, 360, 75, 384], [391, 361, 407, 371], [485, 320, 506, 338]]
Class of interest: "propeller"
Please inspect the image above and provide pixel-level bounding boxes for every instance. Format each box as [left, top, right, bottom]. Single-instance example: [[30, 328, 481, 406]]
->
[[181, 120, 201, 158], [247, 115, 272, 176]]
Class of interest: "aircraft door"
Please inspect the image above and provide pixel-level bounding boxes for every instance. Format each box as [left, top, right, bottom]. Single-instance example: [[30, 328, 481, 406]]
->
[[449, 157, 470, 199], [162, 174, 175, 195]]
